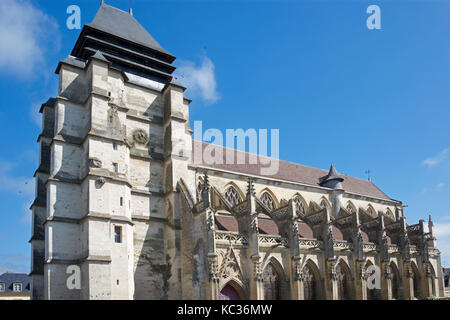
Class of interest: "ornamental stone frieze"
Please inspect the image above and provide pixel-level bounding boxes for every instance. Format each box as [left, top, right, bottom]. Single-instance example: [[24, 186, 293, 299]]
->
[[251, 256, 264, 282], [207, 254, 219, 282]]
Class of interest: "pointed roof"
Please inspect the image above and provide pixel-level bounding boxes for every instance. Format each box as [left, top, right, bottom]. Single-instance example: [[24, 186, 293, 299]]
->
[[319, 164, 344, 185], [68, 3, 176, 82], [88, 3, 169, 55], [0, 273, 30, 293]]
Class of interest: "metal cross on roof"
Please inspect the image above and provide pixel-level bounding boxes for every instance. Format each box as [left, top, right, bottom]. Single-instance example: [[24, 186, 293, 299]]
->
[[365, 169, 371, 181]]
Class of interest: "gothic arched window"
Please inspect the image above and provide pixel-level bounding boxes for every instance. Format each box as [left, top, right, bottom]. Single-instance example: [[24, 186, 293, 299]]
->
[[390, 263, 401, 300], [367, 206, 376, 217], [320, 200, 328, 209], [260, 192, 276, 211], [336, 263, 351, 300], [303, 264, 317, 300], [224, 186, 241, 207], [294, 196, 305, 216], [386, 209, 394, 220], [346, 203, 355, 214], [412, 264, 420, 299], [263, 263, 280, 300], [197, 179, 204, 198]]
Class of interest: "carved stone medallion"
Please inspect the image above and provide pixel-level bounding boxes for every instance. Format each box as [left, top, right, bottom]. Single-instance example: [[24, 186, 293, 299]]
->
[[89, 158, 102, 168], [132, 129, 149, 145]]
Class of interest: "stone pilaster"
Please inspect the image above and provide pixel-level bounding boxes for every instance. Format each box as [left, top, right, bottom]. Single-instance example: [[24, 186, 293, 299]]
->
[[207, 253, 220, 300], [323, 207, 337, 299], [250, 255, 264, 300], [403, 262, 414, 300], [291, 256, 303, 300], [354, 261, 367, 300], [246, 179, 264, 300], [325, 259, 338, 300], [380, 262, 393, 300]]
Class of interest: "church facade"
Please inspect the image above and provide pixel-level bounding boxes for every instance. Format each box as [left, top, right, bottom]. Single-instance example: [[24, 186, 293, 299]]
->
[[30, 3, 445, 300]]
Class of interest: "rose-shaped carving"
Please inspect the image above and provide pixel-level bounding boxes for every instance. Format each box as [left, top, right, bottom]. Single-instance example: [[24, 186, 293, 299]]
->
[[133, 129, 149, 144]]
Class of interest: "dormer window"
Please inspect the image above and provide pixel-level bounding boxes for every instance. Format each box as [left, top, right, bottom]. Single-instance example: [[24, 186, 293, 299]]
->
[[0, 283, 4, 292], [13, 282, 22, 292]]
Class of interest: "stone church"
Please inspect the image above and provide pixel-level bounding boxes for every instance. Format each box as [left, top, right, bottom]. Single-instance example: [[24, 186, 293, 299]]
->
[[30, 2, 445, 300]]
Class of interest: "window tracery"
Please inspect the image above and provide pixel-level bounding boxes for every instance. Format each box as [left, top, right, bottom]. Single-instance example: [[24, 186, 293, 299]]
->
[[260, 192, 276, 211], [263, 263, 280, 300], [224, 186, 241, 207]]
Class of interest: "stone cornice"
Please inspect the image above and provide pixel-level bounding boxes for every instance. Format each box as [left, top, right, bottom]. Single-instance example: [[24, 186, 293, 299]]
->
[[45, 255, 112, 265], [44, 211, 134, 226]]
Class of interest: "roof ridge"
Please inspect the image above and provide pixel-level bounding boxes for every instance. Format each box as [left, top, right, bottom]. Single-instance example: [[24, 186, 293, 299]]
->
[[194, 140, 390, 184], [192, 140, 393, 200], [102, 3, 128, 15], [193, 139, 329, 173], [88, 3, 170, 55]]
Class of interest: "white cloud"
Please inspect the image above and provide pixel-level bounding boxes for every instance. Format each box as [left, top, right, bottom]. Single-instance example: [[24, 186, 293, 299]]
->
[[436, 182, 445, 190], [175, 56, 220, 104], [436, 238, 450, 267], [435, 223, 450, 266], [422, 147, 450, 167], [0, 0, 60, 79], [30, 103, 41, 128], [434, 223, 450, 238]]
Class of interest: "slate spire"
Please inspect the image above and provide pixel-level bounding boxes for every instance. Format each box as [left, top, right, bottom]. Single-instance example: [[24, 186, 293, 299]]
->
[[71, 2, 176, 83], [319, 164, 344, 189]]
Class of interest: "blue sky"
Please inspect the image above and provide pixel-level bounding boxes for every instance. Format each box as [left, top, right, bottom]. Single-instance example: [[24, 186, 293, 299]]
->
[[0, 0, 450, 273]]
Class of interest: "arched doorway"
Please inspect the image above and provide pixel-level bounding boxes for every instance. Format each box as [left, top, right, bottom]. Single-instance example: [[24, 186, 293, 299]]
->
[[263, 262, 281, 300], [336, 261, 352, 300], [303, 262, 319, 300], [220, 283, 242, 300], [390, 262, 401, 300]]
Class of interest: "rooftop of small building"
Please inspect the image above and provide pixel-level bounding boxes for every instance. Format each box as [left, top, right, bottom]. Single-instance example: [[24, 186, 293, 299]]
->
[[0, 272, 30, 294]]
